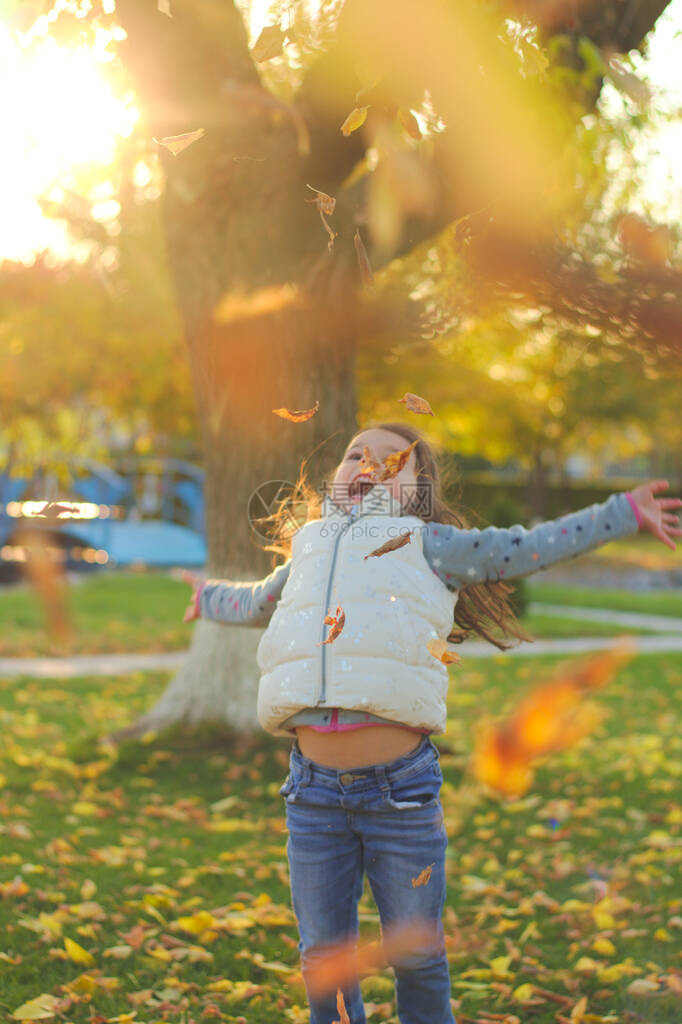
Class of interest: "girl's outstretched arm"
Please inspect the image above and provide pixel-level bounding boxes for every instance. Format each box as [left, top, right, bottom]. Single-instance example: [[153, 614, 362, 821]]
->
[[182, 560, 292, 626], [422, 487, 678, 588]]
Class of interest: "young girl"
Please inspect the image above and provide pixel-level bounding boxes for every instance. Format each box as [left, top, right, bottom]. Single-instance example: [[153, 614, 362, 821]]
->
[[183, 422, 680, 1024]]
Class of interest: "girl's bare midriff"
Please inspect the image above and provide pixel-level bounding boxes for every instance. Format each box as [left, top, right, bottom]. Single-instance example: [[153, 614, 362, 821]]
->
[[295, 724, 423, 769]]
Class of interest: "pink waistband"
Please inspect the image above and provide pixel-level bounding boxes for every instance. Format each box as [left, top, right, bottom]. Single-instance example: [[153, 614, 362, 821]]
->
[[308, 708, 429, 734]]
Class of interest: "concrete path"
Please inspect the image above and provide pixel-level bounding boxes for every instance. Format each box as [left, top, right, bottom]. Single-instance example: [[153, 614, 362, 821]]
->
[[1, 632, 681, 678]]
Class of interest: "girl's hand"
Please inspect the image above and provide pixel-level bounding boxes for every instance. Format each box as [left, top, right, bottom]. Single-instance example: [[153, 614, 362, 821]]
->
[[181, 569, 204, 622], [628, 480, 682, 550]]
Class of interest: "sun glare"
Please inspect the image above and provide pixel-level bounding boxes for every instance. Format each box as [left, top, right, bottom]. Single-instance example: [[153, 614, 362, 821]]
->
[[0, 20, 138, 265]]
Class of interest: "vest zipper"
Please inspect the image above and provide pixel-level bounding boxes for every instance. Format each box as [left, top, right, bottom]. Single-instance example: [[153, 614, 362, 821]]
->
[[318, 503, 361, 705], [317, 495, 398, 705]]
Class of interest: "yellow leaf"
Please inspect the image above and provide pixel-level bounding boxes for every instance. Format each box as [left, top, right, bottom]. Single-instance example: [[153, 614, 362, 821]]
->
[[597, 962, 638, 983], [489, 955, 512, 976], [12, 995, 61, 1020], [153, 129, 205, 156], [177, 911, 215, 935], [592, 938, 616, 956], [626, 978, 659, 995], [570, 995, 587, 1022], [251, 24, 286, 63], [512, 983, 534, 1002], [653, 927, 672, 941], [64, 937, 95, 966], [254, 893, 272, 907], [574, 957, 600, 973], [341, 107, 368, 136]]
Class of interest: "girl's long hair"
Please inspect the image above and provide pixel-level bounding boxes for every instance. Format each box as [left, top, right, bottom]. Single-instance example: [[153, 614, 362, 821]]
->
[[256, 420, 534, 651]]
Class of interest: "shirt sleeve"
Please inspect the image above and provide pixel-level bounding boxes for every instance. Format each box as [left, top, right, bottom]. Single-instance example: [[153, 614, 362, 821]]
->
[[422, 491, 640, 589], [197, 559, 292, 626]]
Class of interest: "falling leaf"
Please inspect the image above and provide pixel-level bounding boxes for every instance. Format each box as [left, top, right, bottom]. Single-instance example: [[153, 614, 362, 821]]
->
[[607, 56, 652, 106], [398, 108, 421, 140], [318, 604, 345, 646], [364, 530, 413, 560], [306, 184, 336, 216], [16, 527, 72, 646], [411, 864, 434, 887], [251, 24, 286, 63], [305, 184, 337, 251], [333, 988, 350, 1024], [153, 128, 205, 156], [427, 637, 460, 665], [272, 399, 319, 423], [377, 440, 419, 481], [12, 995, 61, 1020], [341, 106, 369, 136], [472, 641, 636, 797], [157, 0, 172, 16], [304, 919, 437, 997], [354, 446, 381, 482], [353, 228, 374, 286], [398, 392, 435, 416], [616, 212, 672, 268]]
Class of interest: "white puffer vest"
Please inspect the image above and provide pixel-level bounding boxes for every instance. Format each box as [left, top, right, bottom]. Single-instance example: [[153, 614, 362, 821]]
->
[[256, 483, 458, 736]]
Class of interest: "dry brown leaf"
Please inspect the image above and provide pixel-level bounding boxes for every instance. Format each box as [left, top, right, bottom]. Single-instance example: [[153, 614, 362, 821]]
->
[[333, 988, 351, 1024], [251, 24, 286, 63], [411, 864, 434, 888], [304, 919, 437, 998], [318, 604, 345, 646], [364, 530, 413, 560], [472, 640, 636, 797], [356, 445, 381, 479], [353, 228, 375, 286], [272, 399, 319, 423], [377, 440, 418, 481], [398, 392, 435, 416], [305, 185, 337, 251], [341, 106, 369, 136], [427, 637, 461, 665], [153, 128, 205, 156], [398, 108, 422, 140], [16, 526, 72, 646]]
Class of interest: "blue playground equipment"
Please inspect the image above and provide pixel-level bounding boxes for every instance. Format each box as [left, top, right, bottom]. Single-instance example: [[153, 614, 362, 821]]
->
[[0, 456, 206, 579]]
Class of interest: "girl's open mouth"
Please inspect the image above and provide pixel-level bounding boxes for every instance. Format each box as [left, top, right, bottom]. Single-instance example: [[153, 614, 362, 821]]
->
[[348, 476, 376, 501]]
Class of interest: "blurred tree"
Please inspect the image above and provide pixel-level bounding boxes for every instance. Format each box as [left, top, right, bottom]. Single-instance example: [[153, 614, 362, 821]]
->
[[5, 0, 680, 736]]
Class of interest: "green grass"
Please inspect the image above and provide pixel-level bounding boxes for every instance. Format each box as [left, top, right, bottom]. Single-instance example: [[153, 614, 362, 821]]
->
[[527, 583, 682, 619], [1, 569, 679, 659], [0, 571, 192, 656], [519, 613, 660, 638], [0, 653, 680, 1022]]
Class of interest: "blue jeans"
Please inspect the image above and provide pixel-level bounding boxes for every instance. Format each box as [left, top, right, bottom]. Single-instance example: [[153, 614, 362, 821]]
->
[[281, 735, 456, 1024]]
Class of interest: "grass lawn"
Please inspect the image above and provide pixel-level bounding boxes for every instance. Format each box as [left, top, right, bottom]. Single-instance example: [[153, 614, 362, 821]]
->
[[526, 584, 682, 620], [0, 653, 680, 1023], [2, 561, 680, 658]]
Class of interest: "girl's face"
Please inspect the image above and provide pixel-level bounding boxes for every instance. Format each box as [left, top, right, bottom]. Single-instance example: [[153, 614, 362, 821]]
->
[[332, 428, 419, 511]]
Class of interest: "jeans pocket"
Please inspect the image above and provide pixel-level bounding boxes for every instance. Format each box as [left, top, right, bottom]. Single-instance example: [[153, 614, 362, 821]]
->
[[386, 762, 441, 810], [279, 773, 299, 803]]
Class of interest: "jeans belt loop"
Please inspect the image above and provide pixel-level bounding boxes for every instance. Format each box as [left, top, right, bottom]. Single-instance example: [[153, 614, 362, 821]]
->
[[375, 765, 390, 794]]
